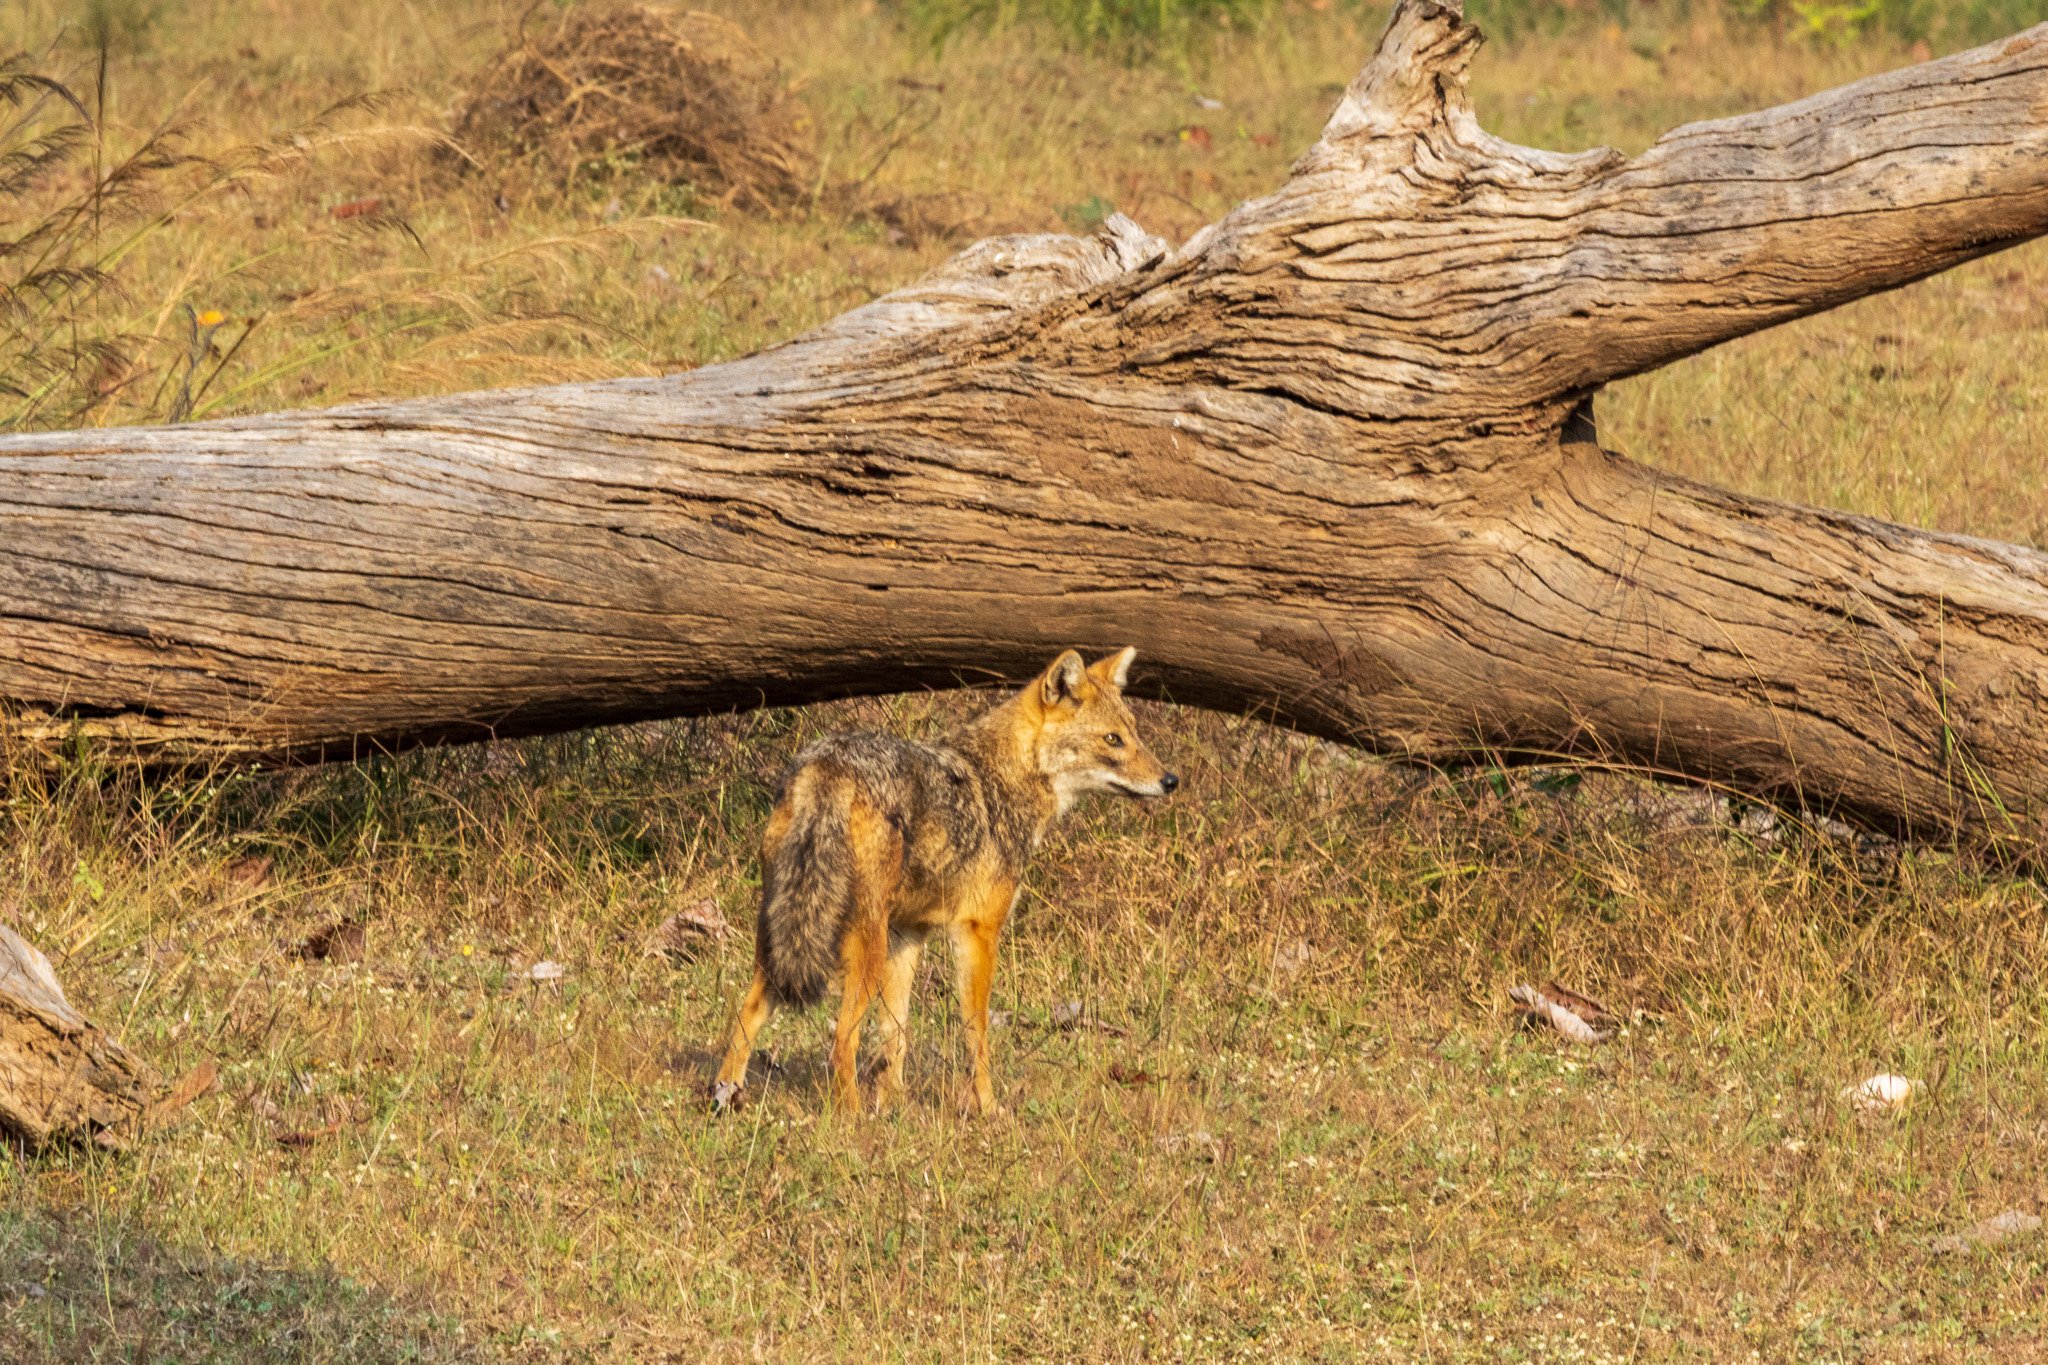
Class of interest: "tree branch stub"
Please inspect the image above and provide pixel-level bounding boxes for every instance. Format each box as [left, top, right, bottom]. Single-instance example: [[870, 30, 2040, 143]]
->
[[0, 927, 160, 1150]]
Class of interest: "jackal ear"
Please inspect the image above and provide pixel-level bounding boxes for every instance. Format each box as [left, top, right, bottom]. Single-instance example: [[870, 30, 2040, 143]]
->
[[1090, 646, 1136, 690], [1039, 650, 1087, 709]]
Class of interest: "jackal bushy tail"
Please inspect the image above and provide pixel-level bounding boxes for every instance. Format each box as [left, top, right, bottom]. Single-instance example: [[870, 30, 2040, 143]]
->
[[755, 774, 855, 1008], [713, 647, 1179, 1115]]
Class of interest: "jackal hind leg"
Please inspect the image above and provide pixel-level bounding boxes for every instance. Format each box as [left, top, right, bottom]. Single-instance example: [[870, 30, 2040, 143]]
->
[[828, 798, 904, 1114], [867, 934, 923, 1111], [949, 878, 1017, 1117], [711, 966, 774, 1111]]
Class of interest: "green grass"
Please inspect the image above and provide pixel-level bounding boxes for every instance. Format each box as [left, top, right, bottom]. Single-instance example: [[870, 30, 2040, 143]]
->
[[5, 1, 2048, 1359]]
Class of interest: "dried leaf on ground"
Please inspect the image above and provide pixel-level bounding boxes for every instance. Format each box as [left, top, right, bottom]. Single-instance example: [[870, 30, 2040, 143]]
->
[[1045, 1000, 1128, 1036], [1509, 983, 1613, 1045], [1272, 936, 1313, 980], [1840, 1072, 1918, 1114], [294, 919, 366, 964], [274, 1117, 349, 1149], [649, 898, 732, 962], [1106, 1061, 1155, 1088], [1155, 1128, 1220, 1162], [1932, 1209, 2042, 1254], [224, 856, 273, 891], [1540, 979, 1617, 1027], [1658, 1207, 1733, 1260], [151, 1061, 218, 1123]]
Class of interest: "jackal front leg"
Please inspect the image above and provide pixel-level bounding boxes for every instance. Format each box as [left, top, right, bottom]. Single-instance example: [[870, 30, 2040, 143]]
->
[[950, 879, 1016, 1117], [711, 966, 773, 1111]]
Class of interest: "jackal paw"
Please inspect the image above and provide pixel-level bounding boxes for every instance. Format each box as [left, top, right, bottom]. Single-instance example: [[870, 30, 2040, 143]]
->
[[957, 1085, 1007, 1119], [709, 1080, 744, 1113]]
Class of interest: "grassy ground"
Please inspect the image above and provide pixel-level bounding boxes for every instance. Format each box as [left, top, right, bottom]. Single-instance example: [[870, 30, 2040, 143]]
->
[[5, 1, 2048, 1359]]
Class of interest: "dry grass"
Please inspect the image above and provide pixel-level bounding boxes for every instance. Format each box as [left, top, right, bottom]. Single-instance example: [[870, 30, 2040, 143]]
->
[[453, 6, 818, 211], [4, 1, 2048, 1360], [7, 700, 2048, 1360]]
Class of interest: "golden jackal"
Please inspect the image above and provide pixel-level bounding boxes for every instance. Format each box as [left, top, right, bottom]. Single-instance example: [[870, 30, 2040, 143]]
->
[[711, 648, 1177, 1115]]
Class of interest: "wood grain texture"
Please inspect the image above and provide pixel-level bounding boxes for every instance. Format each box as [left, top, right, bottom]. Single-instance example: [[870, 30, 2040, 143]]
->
[[0, 927, 159, 1148], [3, 0, 2047, 844]]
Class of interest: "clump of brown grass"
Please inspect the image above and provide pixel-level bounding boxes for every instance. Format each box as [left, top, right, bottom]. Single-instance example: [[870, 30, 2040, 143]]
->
[[453, 5, 818, 211]]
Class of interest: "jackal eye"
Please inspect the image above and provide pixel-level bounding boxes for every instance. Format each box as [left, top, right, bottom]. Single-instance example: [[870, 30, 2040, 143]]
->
[[1105, 733, 1125, 748]]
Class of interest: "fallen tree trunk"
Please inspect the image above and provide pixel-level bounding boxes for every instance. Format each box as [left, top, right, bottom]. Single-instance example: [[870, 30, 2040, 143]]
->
[[4, 2, 2048, 845], [0, 927, 159, 1149]]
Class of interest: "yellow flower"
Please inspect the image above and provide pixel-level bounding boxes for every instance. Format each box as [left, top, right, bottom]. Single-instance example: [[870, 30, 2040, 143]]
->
[[196, 309, 226, 327], [461, 943, 474, 957]]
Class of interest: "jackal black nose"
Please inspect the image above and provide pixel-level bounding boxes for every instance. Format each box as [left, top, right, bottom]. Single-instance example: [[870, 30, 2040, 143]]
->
[[1160, 771, 1180, 794]]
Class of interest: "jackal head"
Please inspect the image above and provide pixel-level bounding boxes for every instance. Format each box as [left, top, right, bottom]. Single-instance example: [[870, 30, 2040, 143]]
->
[[1026, 647, 1179, 808]]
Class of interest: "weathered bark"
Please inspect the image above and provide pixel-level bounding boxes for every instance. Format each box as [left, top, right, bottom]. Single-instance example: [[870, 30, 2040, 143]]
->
[[3, 2, 2048, 844], [0, 926, 159, 1149]]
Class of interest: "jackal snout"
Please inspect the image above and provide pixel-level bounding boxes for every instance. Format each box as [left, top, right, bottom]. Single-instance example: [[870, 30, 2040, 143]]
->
[[711, 644, 1178, 1117], [1034, 645, 1179, 804]]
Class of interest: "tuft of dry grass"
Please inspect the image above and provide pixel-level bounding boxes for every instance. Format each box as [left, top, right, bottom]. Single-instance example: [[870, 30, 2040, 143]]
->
[[3, 2, 2048, 1360], [453, 5, 818, 212]]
